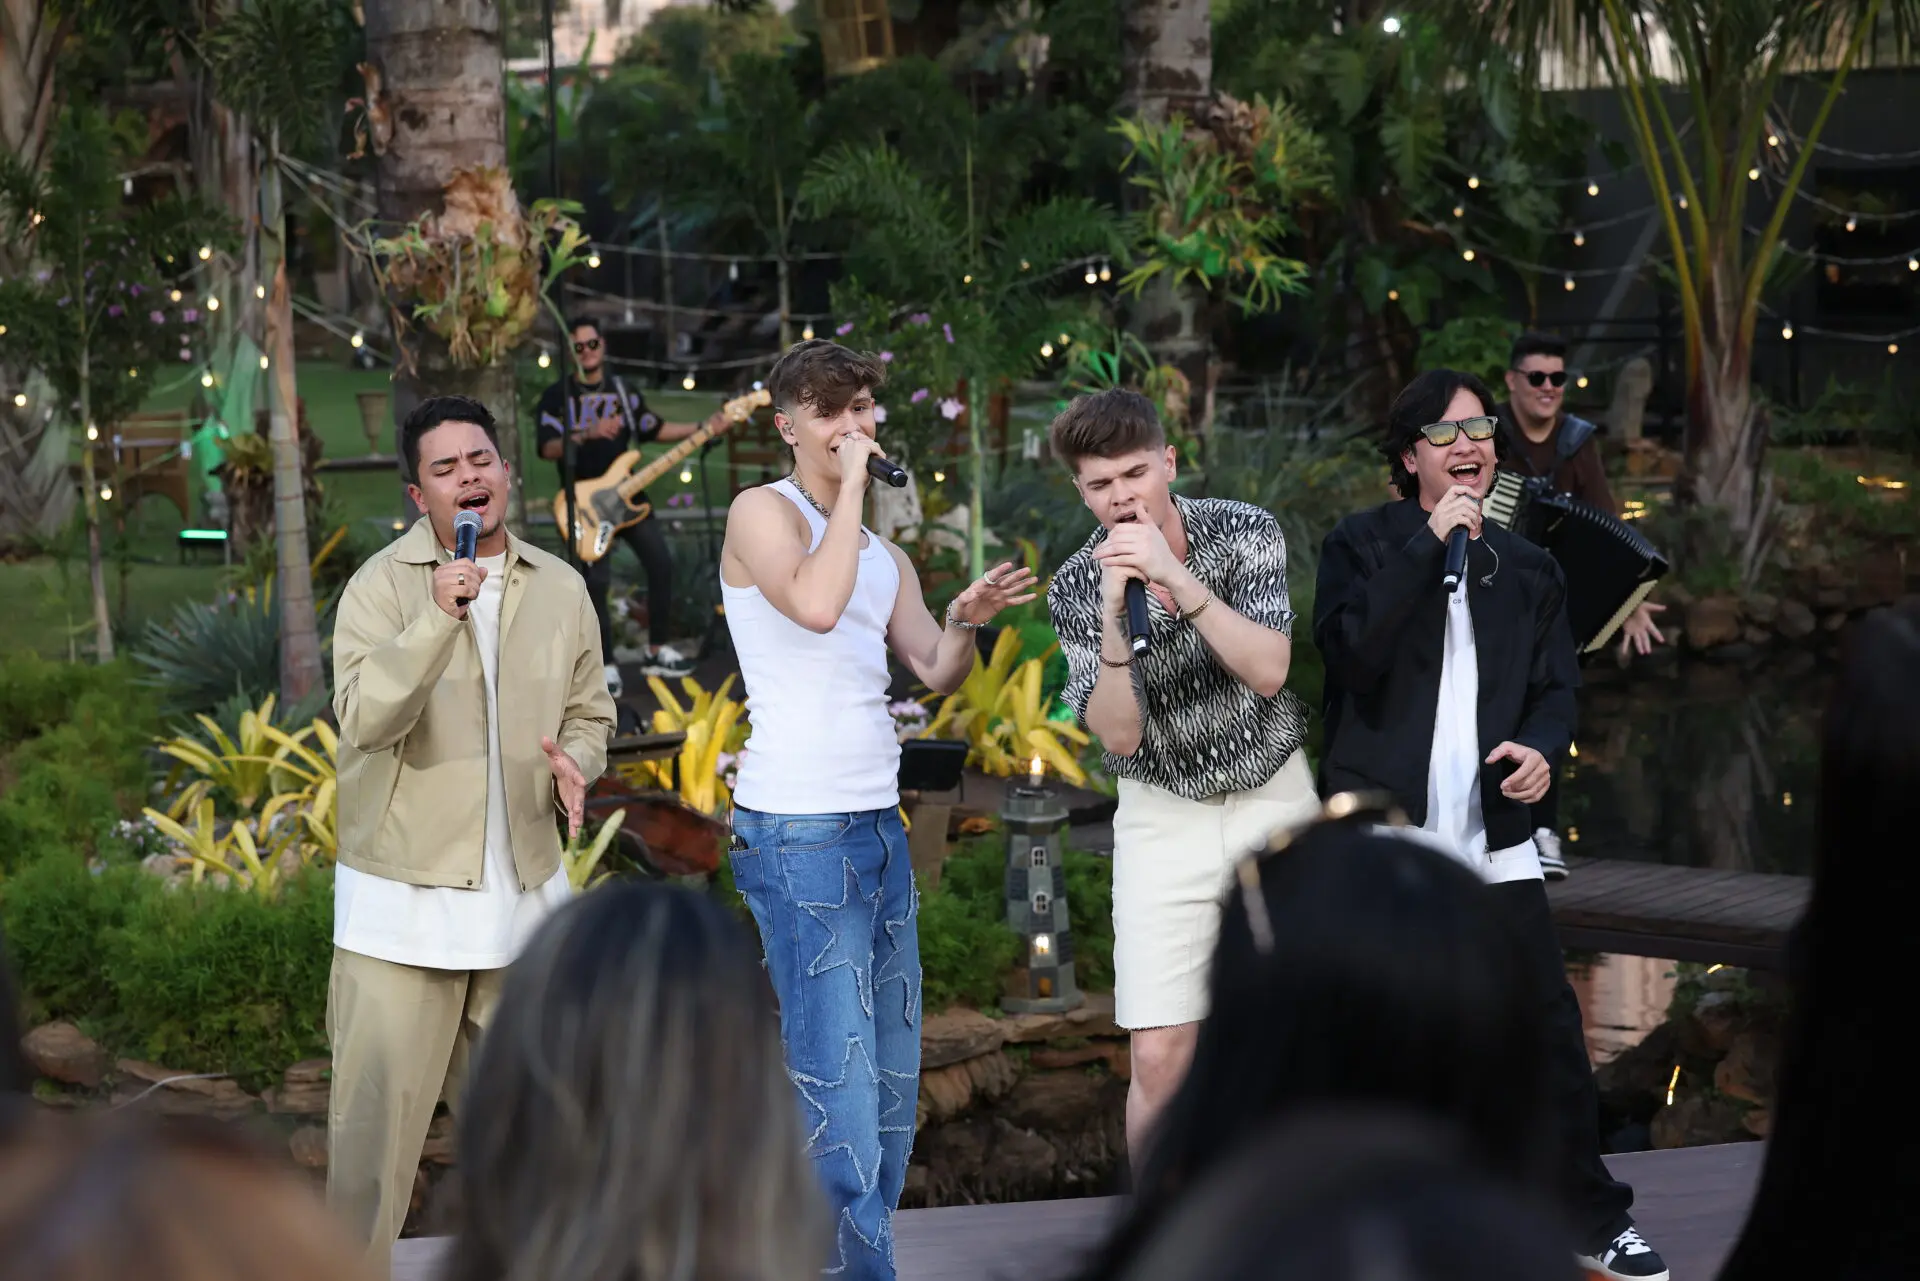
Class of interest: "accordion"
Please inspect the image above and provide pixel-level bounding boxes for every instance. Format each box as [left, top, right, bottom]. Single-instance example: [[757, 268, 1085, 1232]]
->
[[1482, 470, 1669, 656]]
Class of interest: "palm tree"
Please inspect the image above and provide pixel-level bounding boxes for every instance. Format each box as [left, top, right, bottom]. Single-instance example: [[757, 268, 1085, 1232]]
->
[[361, 0, 524, 530], [1431, 0, 1920, 582], [202, 0, 351, 707]]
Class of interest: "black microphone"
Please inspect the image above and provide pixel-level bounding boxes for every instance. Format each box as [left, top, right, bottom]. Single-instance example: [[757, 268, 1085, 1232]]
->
[[1124, 578, 1151, 656], [866, 454, 909, 488], [1441, 526, 1469, 592], [453, 509, 481, 606]]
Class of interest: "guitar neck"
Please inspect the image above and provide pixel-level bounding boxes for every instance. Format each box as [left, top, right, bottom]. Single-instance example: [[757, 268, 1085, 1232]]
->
[[615, 428, 717, 502]]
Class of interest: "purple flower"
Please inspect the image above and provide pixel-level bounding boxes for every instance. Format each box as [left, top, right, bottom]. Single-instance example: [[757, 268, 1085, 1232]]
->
[[942, 323, 954, 344], [910, 387, 929, 404], [879, 351, 893, 363], [107, 304, 124, 317], [182, 308, 198, 322], [150, 310, 165, 323], [873, 404, 888, 424], [835, 321, 855, 336], [909, 313, 931, 325], [179, 348, 192, 361], [939, 397, 965, 421], [129, 283, 142, 296]]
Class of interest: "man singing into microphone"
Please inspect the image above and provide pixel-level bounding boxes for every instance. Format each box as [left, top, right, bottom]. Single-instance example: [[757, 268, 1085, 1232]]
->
[[1044, 388, 1319, 1162], [1313, 369, 1667, 1281], [329, 396, 615, 1277], [720, 339, 1035, 1281]]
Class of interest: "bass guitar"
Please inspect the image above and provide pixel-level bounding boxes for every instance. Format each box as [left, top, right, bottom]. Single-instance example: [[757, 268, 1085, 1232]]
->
[[553, 387, 771, 564]]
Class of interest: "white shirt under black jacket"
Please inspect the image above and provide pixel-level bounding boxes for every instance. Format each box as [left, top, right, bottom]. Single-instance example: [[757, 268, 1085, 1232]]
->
[[333, 550, 573, 969], [1397, 574, 1543, 883]]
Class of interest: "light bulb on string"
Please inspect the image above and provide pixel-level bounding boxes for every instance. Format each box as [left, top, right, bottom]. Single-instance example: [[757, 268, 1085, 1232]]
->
[[1059, 333, 1071, 346], [1910, 258, 1918, 271], [1040, 342, 1054, 358], [802, 323, 815, 341], [1846, 215, 1858, 232], [1576, 376, 1590, 389], [1890, 343, 1900, 355], [1587, 180, 1600, 196], [1782, 323, 1794, 340], [1678, 194, 1688, 210], [1381, 15, 1402, 33], [1020, 259, 1030, 270], [537, 350, 551, 369], [586, 250, 601, 269], [1767, 134, 1779, 147], [1387, 289, 1399, 301], [682, 370, 696, 391], [679, 469, 693, 484], [1573, 230, 1585, 247], [1748, 167, 1761, 181], [932, 470, 945, 483], [10, 393, 24, 408], [169, 289, 182, 303], [1452, 204, 1464, 219], [258, 354, 269, 370], [1462, 248, 1476, 262], [197, 245, 211, 261], [728, 260, 739, 281], [1564, 276, 1576, 291], [86, 424, 98, 441], [1467, 175, 1480, 189], [1084, 264, 1098, 284], [350, 332, 364, 349], [201, 371, 214, 388], [207, 296, 220, 312], [127, 367, 138, 378], [1098, 262, 1111, 282], [255, 284, 265, 299], [99, 486, 113, 501], [124, 178, 133, 196], [962, 273, 973, 284]]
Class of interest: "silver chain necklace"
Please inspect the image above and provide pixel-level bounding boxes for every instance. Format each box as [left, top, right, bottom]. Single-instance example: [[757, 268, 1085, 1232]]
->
[[787, 473, 833, 519]]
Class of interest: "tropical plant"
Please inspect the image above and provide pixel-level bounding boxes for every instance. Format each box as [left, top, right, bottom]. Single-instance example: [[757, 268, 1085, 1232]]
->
[[141, 794, 319, 899], [1433, 0, 1920, 581], [134, 575, 337, 723], [563, 808, 626, 891], [802, 143, 1126, 577], [923, 628, 1092, 786], [622, 674, 749, 817]]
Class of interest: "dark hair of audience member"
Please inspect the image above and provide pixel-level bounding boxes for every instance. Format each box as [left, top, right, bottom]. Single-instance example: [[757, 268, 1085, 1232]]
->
[[1718, 596, 1920, 1281], [1109, 1108, 1578, 1281], [440, 881, 827, 1281], [1082, 821, 1555, 1279], [0, 1112, 373, 1281], [0, 927, 28, 1105]]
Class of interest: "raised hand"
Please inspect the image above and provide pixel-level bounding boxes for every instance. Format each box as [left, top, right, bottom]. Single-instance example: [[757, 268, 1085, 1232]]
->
[[948, 561, 1040, 627], [1427, 484, 1484, 544], [541, 735, 587, 839], [432, 559, 486, 619]]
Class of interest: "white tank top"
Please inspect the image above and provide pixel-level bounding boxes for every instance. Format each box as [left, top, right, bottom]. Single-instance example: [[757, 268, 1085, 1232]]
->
[[722, 479, 903, 814]]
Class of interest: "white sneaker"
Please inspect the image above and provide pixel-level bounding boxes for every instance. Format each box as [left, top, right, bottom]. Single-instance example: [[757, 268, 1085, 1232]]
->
[[604, 662, 624, 699], [1535, 827, 1569, 881], [643, 645, 695, 678]]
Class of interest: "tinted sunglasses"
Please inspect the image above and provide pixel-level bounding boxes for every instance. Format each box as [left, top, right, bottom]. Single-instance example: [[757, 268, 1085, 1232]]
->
[[1417, 416, 1498, 446], [573, 338, 602, 353], [1519, 369, 1567, 388], [1234, 791, 1409, 954]]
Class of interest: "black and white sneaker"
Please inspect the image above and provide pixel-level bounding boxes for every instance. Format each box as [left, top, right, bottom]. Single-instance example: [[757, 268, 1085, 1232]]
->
[[1535, 827, 1570, 881], [603, 662, 624, 700], [642, 644, 695, 678], [1577, 1225, 1669, 1281]]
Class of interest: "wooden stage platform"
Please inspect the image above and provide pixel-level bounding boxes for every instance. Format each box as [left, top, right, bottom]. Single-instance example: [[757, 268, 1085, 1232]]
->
[[393, 1141, 1762, 1281], [1548, 858, 1808, 970]]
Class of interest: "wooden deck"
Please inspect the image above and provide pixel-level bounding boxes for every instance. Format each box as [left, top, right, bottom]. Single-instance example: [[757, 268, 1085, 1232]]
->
[[393, 1142, 1762, 1281], [1547, 857, 1808, 969]]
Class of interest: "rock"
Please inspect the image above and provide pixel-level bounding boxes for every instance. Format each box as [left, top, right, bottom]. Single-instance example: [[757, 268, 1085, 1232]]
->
[[1776, 599, 1817, 639], [264, 1059, 331, 1115], [962, 1050, 1019, 1102], [1594, 1021, 1679, 1111], [1740, 626, 1772, 647], [1814, 587, 1847, 611], [112, 1059, 258, 1120], [980, 1121, 1058, 1191], [1028, 1044, 1109, 1070], [22, 1022, 109, 1088], [289, 1126, 329, 1169], [1650, 1094, 1753, 1149], [1104, 1042, 1131, 1081], [921, 1008, 1005, 1069], [919, 1063, 977, 1124], [1714, 1030, 1780, 1106], [1684, 597, 1743, 651], [1000, 993, 1122, 1044], [1822, 612, 1848, 632], [1004, 1070, 1107, 1134], [1742, 1107, 1771, 1139], [1685, 991, 1744, 1056], [421, 1113, 457, 1164], [1742, 592, 1780, 626], [1664, 582, 1697, 608]]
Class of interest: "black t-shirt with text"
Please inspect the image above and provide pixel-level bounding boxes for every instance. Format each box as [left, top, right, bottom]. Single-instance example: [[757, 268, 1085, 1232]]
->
[[535, 376, 661, 486]]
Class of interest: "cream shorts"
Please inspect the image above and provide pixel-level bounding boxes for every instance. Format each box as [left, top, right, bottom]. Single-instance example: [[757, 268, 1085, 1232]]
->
[[1110, 751, 1320, 1030]]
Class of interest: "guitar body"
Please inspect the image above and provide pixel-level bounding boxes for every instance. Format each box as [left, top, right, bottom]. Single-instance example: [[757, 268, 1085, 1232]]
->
[[553, 451, 654, 564], [552, 387, 770, 564]]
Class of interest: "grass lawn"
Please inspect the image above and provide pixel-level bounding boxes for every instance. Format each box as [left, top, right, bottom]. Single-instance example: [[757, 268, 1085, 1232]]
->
[[0, 355, 745, 658]]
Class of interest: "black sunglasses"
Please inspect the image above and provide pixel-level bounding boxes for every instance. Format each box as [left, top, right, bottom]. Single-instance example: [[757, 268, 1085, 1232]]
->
[[573, 338, 602, 353], [1416, 416, 1498, 446], [1519, 369, 1567, 388], [1234, 791, 1410, 954]]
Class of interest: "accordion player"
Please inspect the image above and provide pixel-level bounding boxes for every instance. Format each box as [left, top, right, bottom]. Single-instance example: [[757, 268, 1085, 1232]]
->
[[1482, 468, 1669, 656]]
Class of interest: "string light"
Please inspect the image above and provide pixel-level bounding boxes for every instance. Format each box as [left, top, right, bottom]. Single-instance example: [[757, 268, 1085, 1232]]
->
[[1748, 167, 1761, 181], [1847, 215, 1859, 232], [350, 332, 364, 349], [1098, 262, 1111, 282], [127, 367, 138, 378], [99, 486, 113, 501], [679, 468, 692, 484], [1573, 230, 1585, 247], [0, 323, 5, 335], [1782, 322, 1795, 339], [537, 349, 551, 368], [932, 470, 946, 483], [1564, 276, 1576, 291], [207, 297, 220, 311], [86, 424, 98, 441], [729, 260, 739, 281], [255, 284, 266, 299], [1890, 343, 1901, 355], [197, 245, 211, 260], [1040, 341, 1054, 357], [1084, 264, 1098, 284], [802, 323, 815, 341], [586, 250, 601, 269], [1587, 180, 1600, 196], [258, 354, 269, 370], [1452, 204, 1464, 219], [1678, 195, 1689, 210], [169, 289, 182, 303], [1387, 289, 1399, 301], [201, 371, 214, 388], [1910, 258, 1918, 271], [1576, 375, 1590, 388], [10, 393, 25, 408], [123, 177, 133, 196], [1767, 134, 1779, 147], [1059, 333, 1071, 346], [1706, 964, 1726, 974], [30, 211, 43, 225], [1569, 743, 1579, 758], [1382, 14, 1402, 33], [1467, 175, 1481, 189], [1462, 248, 1476, 261], [1781, 792, 1793, 807], [962, 273, 973, 284], [1020, 259, 1031, 270], [682, 370, 696, 391]]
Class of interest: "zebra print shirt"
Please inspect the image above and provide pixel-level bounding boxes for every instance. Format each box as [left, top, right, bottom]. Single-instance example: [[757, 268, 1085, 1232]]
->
[[1048, 495, 1311, 802]]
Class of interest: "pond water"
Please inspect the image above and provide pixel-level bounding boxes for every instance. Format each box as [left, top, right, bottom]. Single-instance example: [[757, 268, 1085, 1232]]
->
[[1560, 652, 1831, 878]]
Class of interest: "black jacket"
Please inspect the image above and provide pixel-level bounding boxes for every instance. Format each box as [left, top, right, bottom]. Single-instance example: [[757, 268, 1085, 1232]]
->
[[1312, 497, 1578, 851]]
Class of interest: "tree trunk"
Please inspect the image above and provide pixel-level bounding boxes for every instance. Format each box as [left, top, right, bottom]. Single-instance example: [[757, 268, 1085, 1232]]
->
[[1121, 0, 1211, 415], [966, 376, 987, 580], [1680, 257, 1771, 583], [0, 0, 66, 202], [77, 341, 112, 661], [657, 210, 676, 360], [363, 0, 521, 532]]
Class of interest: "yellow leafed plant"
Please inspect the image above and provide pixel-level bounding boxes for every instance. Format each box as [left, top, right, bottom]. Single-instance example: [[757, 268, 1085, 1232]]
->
[[564, 809, 626, 890], [159, 693, 295, 818], [924, 628, 1090, 787], [616, 675, 748, 817], [140, 796, 307, 899]]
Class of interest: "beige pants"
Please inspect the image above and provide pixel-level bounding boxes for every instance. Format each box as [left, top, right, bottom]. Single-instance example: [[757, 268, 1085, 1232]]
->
[[326, 949, 506, 1279], [1111, 751, 1320, 1030]]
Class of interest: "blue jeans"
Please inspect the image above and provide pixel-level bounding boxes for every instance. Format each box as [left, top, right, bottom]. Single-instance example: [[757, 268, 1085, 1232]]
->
[[729, 806, 921, 1281]]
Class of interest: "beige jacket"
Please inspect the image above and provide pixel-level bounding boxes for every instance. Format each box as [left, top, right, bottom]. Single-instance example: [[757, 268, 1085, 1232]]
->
[[332, 517, 615, 890]]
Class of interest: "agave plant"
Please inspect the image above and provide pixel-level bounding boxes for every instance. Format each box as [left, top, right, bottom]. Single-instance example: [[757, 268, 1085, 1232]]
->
[[134, 579, 336, 722]]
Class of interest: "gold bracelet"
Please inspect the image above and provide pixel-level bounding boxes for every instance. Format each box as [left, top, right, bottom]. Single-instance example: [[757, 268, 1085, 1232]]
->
[[1179, 589, 1215, 621]]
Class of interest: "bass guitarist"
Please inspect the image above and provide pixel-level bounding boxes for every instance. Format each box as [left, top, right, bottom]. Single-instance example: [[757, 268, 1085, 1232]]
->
[[537, 316, 725, 694]]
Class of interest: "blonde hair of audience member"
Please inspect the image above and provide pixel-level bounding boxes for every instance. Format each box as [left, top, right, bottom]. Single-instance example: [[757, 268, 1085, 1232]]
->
[[440, 881, 827, 1281], [0, 1112, 373, 1281]]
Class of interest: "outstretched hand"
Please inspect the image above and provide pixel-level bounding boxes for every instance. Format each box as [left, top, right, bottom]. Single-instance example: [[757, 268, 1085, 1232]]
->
[[948, 560, 1040, 627], [1616, 601, 1668, 660], [542, 735, 587, 839], [1487, 741, 1551, 804]]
